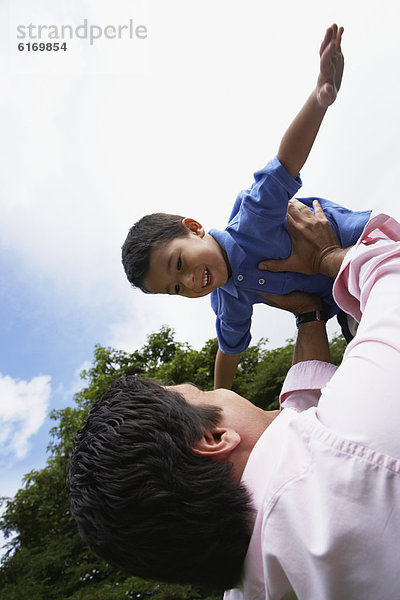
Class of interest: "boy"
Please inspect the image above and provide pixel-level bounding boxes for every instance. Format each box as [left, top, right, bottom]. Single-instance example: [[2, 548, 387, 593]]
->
[[122, 25, 371, 390]]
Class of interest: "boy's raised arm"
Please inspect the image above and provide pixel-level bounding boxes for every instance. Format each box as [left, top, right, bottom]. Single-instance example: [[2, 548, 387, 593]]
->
[[277, 24, 344, 179]]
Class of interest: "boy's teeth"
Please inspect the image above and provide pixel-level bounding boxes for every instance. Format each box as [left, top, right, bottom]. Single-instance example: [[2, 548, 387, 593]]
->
[[202, 267, 210, 287]]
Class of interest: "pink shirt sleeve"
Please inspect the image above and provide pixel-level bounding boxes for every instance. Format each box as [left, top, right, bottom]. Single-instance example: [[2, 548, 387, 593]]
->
[[317, 212, 400, 458], [333, 213, 400, 319], [280, 360, 337, 411]]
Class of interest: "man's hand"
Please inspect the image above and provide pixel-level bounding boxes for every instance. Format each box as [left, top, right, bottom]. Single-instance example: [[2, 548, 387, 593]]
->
[[258, 199, 349, 278], [261, 290, 322, 316], [316, 24, 344, 108]]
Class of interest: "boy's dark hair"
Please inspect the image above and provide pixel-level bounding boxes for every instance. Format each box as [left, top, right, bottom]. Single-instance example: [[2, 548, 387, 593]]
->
[[67, 375, 253, 590], [122, 213, 188, 292]]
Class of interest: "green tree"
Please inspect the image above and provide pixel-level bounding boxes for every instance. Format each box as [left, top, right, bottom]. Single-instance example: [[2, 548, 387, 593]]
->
[[0, 327, 345, 599]]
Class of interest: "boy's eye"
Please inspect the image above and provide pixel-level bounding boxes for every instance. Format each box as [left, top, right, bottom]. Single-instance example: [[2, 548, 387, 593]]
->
[[175, 284, 180, 295], [177, 257, 182, 271]]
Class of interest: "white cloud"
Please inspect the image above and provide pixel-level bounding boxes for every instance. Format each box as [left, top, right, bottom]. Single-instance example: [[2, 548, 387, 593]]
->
[[0, 374, 51, 461]]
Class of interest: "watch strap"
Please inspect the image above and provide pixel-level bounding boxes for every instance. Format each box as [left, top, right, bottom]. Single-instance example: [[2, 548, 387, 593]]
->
[[296, 310, 327, 327]]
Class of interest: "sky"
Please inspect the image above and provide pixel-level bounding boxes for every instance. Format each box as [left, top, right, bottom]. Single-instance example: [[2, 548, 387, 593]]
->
[[1, 0, 400, 553]]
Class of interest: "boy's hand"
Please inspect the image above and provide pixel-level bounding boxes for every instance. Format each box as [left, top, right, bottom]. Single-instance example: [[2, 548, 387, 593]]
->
[[316, 24, 344, 108], [276, 24, 344, 178]]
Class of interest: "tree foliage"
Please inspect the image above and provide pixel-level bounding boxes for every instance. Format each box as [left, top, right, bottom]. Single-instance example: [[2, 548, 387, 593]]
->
[[0, 326, 345, 599]]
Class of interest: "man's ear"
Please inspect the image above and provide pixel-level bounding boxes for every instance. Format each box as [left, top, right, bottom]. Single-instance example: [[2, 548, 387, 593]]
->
[[182, 217, 205, 238], [190, 428, 240, 461]]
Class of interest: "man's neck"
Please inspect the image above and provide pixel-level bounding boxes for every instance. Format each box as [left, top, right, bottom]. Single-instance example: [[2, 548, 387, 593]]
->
[[233, 410, 280, 481]]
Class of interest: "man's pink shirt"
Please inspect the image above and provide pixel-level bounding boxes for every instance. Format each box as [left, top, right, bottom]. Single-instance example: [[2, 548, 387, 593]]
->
[[225, 214, 400, 600]]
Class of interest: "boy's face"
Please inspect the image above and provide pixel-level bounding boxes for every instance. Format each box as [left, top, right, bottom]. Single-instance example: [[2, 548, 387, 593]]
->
[[144, 218, 230, 298]]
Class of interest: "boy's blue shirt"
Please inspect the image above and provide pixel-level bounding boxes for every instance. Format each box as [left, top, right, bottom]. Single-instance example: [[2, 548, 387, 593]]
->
[[208, 157, 371, 354]]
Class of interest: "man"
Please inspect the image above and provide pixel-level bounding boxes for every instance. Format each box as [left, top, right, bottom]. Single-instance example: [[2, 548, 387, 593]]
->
[[68, 201, 400, 599]]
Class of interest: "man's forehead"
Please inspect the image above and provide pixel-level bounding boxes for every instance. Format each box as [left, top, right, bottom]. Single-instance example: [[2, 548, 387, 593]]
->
[[166, 382, 202, 399], [167, 382, 200, 391]]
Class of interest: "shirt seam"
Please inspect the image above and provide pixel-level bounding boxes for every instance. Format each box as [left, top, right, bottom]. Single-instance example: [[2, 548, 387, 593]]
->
[[263, 461, 313, 521], [308, 416, 400, 475]]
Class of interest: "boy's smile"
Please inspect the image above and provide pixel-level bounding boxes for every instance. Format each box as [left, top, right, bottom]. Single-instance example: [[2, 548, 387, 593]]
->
[[144, 218, 230, 298]]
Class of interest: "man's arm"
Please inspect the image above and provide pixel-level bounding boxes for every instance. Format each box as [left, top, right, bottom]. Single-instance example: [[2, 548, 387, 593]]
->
[[263, 291, 334, 412], [214, 349, 241, 389], [277, 24, 344, 178], [293, 320, 330, 365], [214, 290, 331, 389], [262, 291, 331, 365]]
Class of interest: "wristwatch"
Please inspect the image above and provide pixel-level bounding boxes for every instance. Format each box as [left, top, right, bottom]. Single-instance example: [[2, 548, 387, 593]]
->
[[296, 310, 327, 327]]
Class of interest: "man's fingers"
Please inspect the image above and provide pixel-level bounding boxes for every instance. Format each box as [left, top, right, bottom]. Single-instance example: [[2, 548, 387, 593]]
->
[[258, 257, 292, 272], [289, 198, 313, 212], [287, 199, 315, 226], [261, 291, 323, 314], [285, 211, 300, 236], [261, 293, 279, 308], [312, 199, 325, 217], [312, 200, 332, 225], [290, 198, 326, 221]]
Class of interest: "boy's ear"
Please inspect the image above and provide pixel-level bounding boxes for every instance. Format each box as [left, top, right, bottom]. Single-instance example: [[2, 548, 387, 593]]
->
[[182, 217, 205, 238], [190, 428, 240, 461]]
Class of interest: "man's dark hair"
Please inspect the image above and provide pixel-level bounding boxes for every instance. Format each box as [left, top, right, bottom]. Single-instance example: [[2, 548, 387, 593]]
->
[[67, 376, 253, 590], [121, 213, 188, 293]]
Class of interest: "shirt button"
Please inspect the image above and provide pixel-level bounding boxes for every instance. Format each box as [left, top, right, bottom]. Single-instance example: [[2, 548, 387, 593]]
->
[[258, 278, 265, 285], [237, 274, 244, 281]]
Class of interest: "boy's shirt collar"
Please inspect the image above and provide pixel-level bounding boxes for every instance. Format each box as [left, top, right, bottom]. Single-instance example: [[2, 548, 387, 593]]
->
[[218, 276, 238, 298], [209, 228, 247, 298]]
